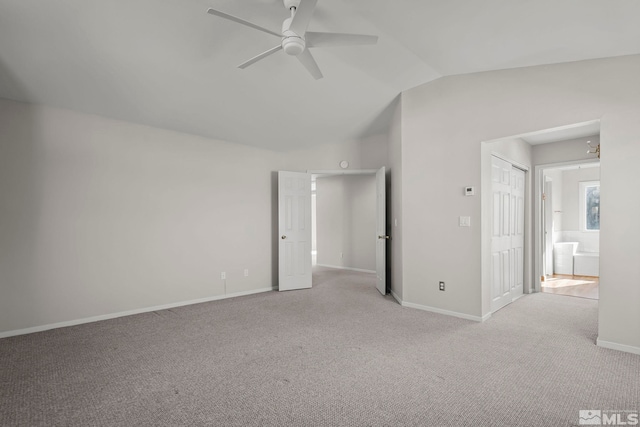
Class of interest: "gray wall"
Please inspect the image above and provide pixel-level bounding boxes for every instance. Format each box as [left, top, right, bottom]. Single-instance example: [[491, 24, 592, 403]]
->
[[315, 175, 376, 271], [401, 54, 640, 352], [544, 169, 563, 233], [0, 98, 390, 335], [0, 98, 283, 333], [561, 167, 600, 231], [284, 133, 388, 172], [533, 136, 600, 166]]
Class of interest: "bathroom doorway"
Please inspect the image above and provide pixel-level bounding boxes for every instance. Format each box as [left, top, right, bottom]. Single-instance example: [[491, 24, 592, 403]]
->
[[539, 161, 600, 300]]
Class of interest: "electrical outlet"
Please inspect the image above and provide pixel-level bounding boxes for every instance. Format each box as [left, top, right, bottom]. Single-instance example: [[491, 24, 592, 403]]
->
[[340, 252, 343, 259], [221, 272, 226, 280], [439, 281, 445, 291], [244, 269, 249, 277]]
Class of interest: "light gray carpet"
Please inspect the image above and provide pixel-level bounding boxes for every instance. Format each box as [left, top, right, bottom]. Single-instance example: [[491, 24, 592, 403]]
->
[[1, 267, 638, 426]]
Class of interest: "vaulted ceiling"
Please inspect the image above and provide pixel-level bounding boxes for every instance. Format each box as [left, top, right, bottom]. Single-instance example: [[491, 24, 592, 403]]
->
[[1, 0, 638, 151]]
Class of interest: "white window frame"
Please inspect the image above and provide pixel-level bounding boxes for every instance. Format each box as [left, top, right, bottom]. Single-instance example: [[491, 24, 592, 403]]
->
[[579, 180, 600, 232]]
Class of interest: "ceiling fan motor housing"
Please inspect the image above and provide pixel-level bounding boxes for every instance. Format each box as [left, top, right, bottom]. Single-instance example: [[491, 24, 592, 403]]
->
[[282, 18, 305, 56], [282, 35, 306, 55]]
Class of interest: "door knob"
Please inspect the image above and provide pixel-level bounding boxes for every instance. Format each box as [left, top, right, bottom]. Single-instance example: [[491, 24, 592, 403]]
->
[[281, 235, 287, 239], [378, 235, 390, 240]]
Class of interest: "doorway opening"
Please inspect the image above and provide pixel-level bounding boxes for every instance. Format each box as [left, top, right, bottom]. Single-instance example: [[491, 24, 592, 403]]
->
[[310, 169, 383, 293], [312, 172, 376, 272], [538, 161, 600, 300], [278, 168, 388, 295], [481, 119, 601, 317]]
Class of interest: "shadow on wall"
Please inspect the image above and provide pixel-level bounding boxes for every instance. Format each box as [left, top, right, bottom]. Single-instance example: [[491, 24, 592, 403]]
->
[[0, 57, 29, 102], [0, 60, 46, 332], [358, 95, 401, 140]]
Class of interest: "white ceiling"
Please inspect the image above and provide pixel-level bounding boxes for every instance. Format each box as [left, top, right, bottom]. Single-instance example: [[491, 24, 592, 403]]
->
[[1, 0, 639, 151]]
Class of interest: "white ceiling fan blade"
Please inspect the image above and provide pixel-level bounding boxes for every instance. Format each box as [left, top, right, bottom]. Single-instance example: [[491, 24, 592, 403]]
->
[[289, 0, 318, 36], [238, 45, 283, 69], [297, 49, 323, 80], [207, 8, 281, 38], [305, 32, 378, 48]]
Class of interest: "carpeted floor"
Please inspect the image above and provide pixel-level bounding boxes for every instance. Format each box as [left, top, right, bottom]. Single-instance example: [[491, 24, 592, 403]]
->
[[1, 267, 638, 426]]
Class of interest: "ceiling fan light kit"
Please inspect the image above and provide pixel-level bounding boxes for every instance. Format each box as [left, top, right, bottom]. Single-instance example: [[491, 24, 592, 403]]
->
[[206, 0, 378, 79]]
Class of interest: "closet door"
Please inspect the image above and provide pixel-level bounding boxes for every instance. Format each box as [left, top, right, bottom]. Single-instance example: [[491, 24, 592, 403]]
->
[[491, 156, 513, 312], [491, 156, 525, 312], [510, 167, 525, 300]]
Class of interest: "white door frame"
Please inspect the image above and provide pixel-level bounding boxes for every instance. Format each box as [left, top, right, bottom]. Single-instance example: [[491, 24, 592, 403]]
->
[[533, 159, 600, 292], [375, 166, 387, 295], [308, 168, 388, 293], [543, 178, 553, 278]]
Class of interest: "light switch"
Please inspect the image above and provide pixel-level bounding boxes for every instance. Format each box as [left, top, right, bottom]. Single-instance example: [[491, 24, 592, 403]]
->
[[459, 216, 471, 227]]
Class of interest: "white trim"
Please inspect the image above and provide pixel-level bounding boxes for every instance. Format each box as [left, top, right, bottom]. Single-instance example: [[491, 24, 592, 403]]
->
[[401, 301, 489, 322], [534, 159, 601, 293], [491, 152, 529, 172], [308, 169, 377, 177], [0, 287, 275, 339], [315, 264, 376, 274], [597, 338, 640, 356], [391, 289, 402, 305]]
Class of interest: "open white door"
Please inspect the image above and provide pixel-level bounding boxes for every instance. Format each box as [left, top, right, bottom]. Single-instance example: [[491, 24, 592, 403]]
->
[[278, 171, 312, 291], [375, 167, 387, 295]]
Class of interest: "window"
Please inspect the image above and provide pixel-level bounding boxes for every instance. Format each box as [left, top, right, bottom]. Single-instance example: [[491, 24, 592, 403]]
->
[[579, 181, 600, 231]]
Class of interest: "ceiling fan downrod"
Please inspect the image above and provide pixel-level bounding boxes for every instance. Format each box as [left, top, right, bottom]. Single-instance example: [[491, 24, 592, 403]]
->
[[282, 0, 305, 56]]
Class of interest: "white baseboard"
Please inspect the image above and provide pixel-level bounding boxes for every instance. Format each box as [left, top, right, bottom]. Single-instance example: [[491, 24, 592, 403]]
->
[[401, 301, 486, 322], [0, 287, 275, 339], [596, 338, 640, 356], [391, 289, 402, 305], [315, 264, 375, 274]]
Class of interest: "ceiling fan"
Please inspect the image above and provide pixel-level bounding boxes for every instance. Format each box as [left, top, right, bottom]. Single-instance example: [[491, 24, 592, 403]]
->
[[206, 0, 378, 79]]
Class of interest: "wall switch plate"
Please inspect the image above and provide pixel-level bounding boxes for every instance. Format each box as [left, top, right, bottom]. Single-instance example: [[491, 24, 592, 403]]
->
[[244, 269, 249, 277], [464, 186, 475, 196], [439, 281, 445, 291], [459, 216, 471, 227], [220, 272, 226, 280]]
